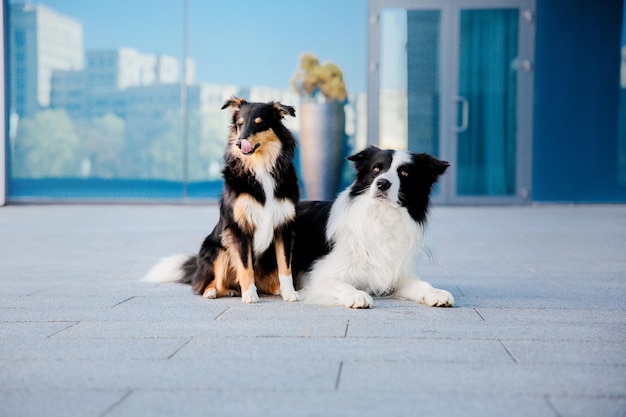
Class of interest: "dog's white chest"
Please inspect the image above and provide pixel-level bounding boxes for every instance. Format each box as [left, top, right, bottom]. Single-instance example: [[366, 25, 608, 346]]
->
[[234, 171, 295, 255], [324, 193, 422, 293]]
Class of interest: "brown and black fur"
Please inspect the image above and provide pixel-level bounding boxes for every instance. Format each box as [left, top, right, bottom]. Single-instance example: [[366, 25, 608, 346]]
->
[[147, 97, 300, 303]]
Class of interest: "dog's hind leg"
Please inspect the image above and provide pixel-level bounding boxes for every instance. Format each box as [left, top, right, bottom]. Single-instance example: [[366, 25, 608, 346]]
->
[[202, 250, 239, 299], [274, 229, 299, 302]]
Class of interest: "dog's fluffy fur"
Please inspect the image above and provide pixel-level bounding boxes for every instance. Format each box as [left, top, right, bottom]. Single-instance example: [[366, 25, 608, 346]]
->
[[292, 146, 454, 308], [145, 97, 300, 303]]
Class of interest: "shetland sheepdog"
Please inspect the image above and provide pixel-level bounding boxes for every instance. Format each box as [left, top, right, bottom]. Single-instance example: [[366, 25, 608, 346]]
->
[[292, 146, 455, 308], [145, 97, 300, 303]]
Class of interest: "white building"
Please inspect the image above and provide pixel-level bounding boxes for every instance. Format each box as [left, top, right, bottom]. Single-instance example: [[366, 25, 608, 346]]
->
[[51, 47, 201, 121], [9, 3, 83, 116], [86, 48, 184, 92], [49, 69, 86, 117]]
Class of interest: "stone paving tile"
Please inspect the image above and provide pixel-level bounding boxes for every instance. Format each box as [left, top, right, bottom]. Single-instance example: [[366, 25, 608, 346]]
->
[[55, 316, 350, 339], [338, 361, 626, 397], [1, 336, 191, 361], [344, 305, 601, 341], [475, 307, 626, 324], [547, 395, 626, 417], [501, 339, 626, 365], [0, 389, 127, 417], [106, 390, 558, 417], [0, 320, 78, 339], [1, 358, 339, 392], [172, 336, 512, 363], [1, 294, 135, 310], [346, 319, 625, 342]]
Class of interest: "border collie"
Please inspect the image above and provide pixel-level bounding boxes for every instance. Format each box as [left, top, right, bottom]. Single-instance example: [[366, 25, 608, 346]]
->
[[292, 146, 454, 308], [145, 97, 300, 303]]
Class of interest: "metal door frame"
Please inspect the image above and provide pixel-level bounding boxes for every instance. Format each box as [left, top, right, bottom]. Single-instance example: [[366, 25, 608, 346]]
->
[[368, 0, 535, 204]]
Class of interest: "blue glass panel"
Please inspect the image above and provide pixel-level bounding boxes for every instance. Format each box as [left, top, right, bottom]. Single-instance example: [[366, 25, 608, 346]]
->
[[406, 10, 440, 158], [457, 9, 518, 196]]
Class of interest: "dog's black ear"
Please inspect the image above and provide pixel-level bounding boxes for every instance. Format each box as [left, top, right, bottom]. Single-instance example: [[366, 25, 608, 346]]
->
[[347, 146, 380, 163], [435, 159, 450, 176], [414, 153, 450, 182], [347, 146, 380, 172], [272, 102, 296, 118], [429, 156, 450, 178], [221, 97, 247, 111]]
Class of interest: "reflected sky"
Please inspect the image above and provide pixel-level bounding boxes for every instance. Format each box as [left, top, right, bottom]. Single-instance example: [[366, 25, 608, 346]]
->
[[12, 0, 368, 93]]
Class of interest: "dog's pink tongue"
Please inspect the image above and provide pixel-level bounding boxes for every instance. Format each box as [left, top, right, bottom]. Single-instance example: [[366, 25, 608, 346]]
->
[[240, 139, 252, 154]]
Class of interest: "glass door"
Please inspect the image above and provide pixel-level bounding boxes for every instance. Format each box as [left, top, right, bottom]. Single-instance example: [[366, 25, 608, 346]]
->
[[370, 0, 535, 204]]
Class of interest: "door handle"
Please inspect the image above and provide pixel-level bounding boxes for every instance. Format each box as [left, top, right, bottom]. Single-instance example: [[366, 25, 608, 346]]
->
[[452, 95, 469, 133]]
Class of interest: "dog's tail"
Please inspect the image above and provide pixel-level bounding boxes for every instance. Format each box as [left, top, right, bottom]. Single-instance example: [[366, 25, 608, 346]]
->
[[143, 254, 198, 284]]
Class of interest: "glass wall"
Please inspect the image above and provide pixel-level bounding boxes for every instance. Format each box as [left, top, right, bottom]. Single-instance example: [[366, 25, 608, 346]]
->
[[5, 0, 368, 201]]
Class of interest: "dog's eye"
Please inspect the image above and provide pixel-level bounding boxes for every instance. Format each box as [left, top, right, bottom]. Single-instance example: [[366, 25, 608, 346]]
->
[[399, 169, 409, 177], [372, 164, 382, 174]]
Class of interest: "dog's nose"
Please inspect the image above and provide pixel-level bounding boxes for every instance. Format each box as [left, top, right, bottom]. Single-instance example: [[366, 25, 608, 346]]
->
[[376, 178, 391, 191]]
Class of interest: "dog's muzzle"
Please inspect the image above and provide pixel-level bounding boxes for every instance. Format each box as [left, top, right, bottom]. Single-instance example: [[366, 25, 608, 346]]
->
[[376, 178, 391, 191], [237, 138, 257, 155], [373, 178, 392, 199]]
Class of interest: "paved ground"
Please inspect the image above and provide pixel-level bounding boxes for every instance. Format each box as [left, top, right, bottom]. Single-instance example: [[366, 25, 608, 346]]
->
[[0, 204, 624, 417]]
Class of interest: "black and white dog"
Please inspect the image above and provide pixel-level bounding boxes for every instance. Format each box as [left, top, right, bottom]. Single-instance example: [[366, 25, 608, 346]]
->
[[292, 146, 454, 308]]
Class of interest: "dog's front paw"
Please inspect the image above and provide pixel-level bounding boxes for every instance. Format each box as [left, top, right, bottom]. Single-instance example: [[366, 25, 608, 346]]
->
[[241, 285, 260, 303], [423, 288, 454, 307], [281, 290, 300, 302], [278, 274, 299, 302], [342, 290, 373, 309]]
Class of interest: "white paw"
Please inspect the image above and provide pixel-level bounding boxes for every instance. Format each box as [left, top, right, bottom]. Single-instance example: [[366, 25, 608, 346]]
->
[[281, 290, 300, 302], [279, 274, 299, 302], [241, 285, 260, 303], [202, 288, 217, 299], [422, 288, 454, 307], [342, 290, 373, 309]]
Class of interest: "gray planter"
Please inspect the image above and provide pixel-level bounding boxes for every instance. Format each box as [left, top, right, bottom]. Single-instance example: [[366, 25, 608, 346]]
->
[[298, 101, 346, 200]]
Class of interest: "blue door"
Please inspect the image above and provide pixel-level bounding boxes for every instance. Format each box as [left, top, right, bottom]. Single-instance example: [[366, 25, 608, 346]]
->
[[370, 0, 535, 204]]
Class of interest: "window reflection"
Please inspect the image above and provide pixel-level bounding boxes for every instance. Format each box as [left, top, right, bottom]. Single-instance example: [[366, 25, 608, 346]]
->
[[379, 9, 440, 156], [7, 1, 366, 199]]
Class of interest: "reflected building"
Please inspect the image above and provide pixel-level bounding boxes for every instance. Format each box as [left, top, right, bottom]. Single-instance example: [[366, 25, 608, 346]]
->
[[9, 3, 83, 117], [86, 48, 179, 91], [50, 47, 199, 121]]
